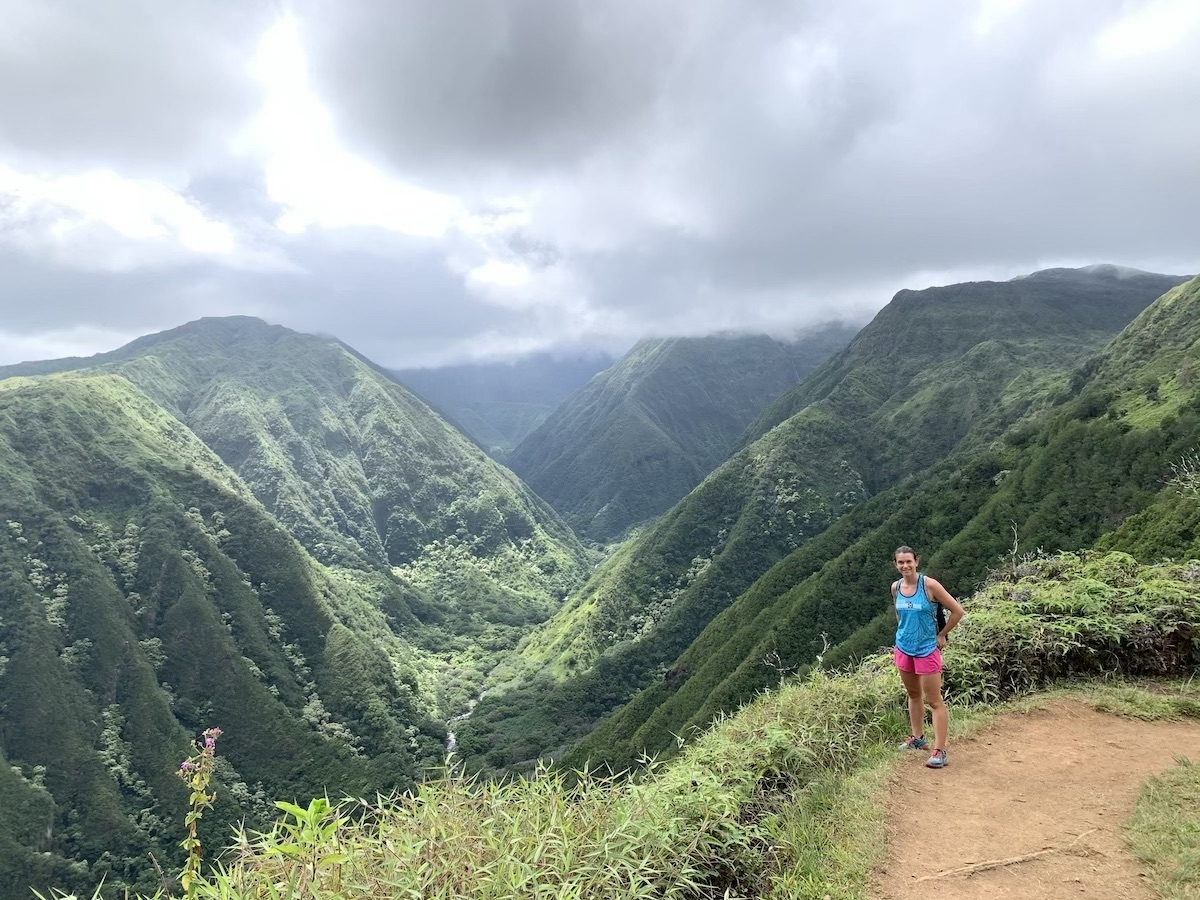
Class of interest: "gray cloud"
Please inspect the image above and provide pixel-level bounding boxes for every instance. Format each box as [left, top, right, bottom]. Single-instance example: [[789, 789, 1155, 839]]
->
[[0, 229, 565, 368], [299, 0, 679, 177], [0, 0, 1197, 368], [0, 0, 269, 173], [301, 0, 1200, 275]]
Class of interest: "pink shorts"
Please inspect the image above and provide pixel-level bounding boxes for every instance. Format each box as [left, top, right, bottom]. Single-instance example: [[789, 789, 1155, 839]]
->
[[894, 647, 943, 675]]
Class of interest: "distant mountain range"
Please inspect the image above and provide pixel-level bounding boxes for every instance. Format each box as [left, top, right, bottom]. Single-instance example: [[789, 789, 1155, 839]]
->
[[393, 352, 616, 458], [505, 326, 860, 543]]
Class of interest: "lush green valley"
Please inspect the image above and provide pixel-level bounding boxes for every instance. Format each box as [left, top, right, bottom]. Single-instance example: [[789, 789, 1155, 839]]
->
[[4, 266, 1199, 900], [506, 326, 859, 543], [0, 320, 591, 899], [455, 267, 1190, 773], [560, 271, 1200, 771]]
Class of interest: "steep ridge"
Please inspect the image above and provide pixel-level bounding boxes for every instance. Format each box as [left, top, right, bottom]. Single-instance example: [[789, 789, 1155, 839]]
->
[[454, 267, 1188, 772], [506, 326, 858, 543], [742, 265, 1184, 478], [0, 373, 449, 897], [0, 318, 589, 632], [562, 273, 1200, 771]]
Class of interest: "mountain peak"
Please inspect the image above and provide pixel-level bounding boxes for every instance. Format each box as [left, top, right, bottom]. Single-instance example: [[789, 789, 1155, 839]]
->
[[120, 315, 295, 352], [1014, 263, 1185, 283], [0, 315, 306, 381]]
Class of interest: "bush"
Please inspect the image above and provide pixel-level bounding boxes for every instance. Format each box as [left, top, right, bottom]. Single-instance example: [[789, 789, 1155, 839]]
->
[[944, 551, 1200, 705]]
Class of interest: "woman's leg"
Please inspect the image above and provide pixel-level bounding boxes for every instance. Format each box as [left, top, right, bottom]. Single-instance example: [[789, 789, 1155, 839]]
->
[[921, 672, 948, 750], [899, 667, 926, 739]]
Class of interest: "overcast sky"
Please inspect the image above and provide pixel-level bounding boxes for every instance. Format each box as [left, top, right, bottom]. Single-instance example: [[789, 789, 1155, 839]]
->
[[1, 0, 1197, 368]]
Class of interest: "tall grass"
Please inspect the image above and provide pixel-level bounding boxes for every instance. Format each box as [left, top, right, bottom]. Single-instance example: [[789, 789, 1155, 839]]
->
[[200, 663, 903, 900]]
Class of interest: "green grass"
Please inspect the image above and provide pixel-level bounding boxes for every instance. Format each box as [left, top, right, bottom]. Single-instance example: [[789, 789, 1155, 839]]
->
[[1127, 756, 1200, 899], [1077, 678, 1200, 720], [762, 754, 892, 900], [185, 664, 905, 900], [176, 682, 1199, 900]]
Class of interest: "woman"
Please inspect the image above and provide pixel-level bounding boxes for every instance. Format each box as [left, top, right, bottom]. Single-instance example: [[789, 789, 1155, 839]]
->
[[891, 545, 964, 768]]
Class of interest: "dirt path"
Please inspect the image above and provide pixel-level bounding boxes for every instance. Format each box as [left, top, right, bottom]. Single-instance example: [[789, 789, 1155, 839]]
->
[[872, 699, 1200, 900]]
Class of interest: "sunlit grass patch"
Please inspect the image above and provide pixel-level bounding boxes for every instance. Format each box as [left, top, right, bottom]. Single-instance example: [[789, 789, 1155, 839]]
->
[[1076, 678, 1200, 721], [762, 753, 892, 900]]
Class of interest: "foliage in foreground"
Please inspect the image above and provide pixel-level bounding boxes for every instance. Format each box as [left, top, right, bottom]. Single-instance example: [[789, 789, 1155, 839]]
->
[[944, 551, 1200, 705], [1127, 756, 1200, 899], [198, 665, 902, 900]]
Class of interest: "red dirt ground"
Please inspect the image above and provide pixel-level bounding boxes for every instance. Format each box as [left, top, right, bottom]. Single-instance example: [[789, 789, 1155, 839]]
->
[[873, 699, 1200, 900]]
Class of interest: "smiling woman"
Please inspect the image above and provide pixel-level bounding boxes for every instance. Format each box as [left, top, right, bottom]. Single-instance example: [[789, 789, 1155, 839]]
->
[[891, 545, 965, 769]]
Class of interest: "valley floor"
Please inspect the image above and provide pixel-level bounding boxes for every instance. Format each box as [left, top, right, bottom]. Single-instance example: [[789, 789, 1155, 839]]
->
[[872, 698, 1200, 900]]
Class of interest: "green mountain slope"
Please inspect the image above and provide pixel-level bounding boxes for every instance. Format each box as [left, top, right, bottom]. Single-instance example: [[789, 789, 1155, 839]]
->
[[0, 318, 589, 635], [455, 267, 1187, 771], [506, 326, 859, 543], [742, 265, 1185, 477], [0, 373, 452, 898], [393, 352, 615, 458], [563, 272, 1200, 771], [0, 319, 595, 898]]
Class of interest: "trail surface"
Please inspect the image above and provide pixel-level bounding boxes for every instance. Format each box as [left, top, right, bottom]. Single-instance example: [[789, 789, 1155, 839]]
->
[[873, 699, 1200, 900]]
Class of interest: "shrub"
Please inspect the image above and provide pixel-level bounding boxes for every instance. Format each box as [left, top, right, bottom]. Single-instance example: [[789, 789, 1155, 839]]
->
[[944, 551, 1200, 705]]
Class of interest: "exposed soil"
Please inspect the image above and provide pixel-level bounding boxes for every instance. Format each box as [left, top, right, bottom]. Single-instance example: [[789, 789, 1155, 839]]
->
[[873, 699, 1200, 899]]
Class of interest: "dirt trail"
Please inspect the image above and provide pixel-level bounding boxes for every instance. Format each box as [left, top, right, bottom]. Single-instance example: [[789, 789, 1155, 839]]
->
[[873, 699, 1200, 900]]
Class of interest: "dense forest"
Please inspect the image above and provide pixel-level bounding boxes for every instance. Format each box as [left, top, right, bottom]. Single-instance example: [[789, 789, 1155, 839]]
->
[[0, 320, 589, 898]]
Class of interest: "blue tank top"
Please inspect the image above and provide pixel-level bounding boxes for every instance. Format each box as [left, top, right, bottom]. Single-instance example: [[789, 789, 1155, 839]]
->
[[894, 574, 938, 657]]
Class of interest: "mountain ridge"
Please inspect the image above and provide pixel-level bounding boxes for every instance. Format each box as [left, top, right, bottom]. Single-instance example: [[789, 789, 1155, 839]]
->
[[0, 318, 592, 897], [558, 272, 1200, 771], [506, 325, 859, 542], [0, 370, 449, 896]]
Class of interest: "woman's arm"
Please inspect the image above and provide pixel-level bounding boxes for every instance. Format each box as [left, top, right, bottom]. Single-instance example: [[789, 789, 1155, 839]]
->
[[925, 577, 965, 645]]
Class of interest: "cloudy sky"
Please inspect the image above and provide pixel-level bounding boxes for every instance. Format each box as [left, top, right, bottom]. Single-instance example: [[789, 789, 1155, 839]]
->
[[1, 0, 1198, 368]]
